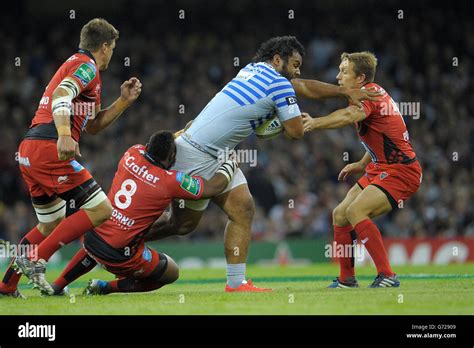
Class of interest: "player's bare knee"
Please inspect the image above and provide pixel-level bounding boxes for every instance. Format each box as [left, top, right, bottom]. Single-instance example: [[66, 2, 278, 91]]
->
[[37, 217, 63, 236], [332, 205, 348, 226], [85, 198, 113, 225], [230, 196, 255, 226], [345, 203, 365, 225]]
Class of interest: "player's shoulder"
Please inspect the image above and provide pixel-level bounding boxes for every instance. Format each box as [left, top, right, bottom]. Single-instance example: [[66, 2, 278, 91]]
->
[[362, 82, 388, 98], [243, 62, 286, 82]]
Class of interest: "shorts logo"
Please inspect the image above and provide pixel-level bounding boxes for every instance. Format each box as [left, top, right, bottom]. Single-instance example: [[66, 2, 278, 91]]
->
[[142, 247, 152, 262], [380, 172, 389, 180], [176, 172, 201, 196], [70, 160, 84, 173], [15, 152, 31, 167], [285, 96, 297, 105], [73, 63, 97, 87], [57, 175, 69, 184]]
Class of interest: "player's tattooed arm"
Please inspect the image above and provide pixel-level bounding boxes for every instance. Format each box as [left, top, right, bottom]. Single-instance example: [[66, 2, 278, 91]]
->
[[291, 78, 382, 106], [302, 106, 366, 131], [86, 77, 142, 135]]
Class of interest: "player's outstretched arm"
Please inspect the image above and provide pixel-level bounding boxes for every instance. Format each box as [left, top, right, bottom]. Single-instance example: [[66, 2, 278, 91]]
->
[[200, 160, 238, 198], [86, 77, 142, 135], [292, 78, 381, 106], [302, 106, 366, 131], [282, 116, 304, 139]]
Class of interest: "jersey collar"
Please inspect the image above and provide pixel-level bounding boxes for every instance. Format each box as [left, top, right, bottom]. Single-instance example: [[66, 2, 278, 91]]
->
[[78, 49, 96, 64]]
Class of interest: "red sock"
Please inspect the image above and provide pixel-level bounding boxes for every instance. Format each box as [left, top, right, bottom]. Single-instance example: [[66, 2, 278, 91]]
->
[[333, 225, 355, 282], [0, 227, 45, 292], [35, 210, 94, 261], [53, 248, 97, 291], [354, 219, 394, 276]]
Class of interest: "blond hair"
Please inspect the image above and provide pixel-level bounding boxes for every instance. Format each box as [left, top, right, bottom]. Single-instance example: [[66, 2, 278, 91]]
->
[[79, 18, 119, 52], [341, 51, 377, 83]]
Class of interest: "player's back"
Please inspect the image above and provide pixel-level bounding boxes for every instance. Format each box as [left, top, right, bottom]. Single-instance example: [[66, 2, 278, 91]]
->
[[93, 145, 176, 249], [30, 50, 101, 142], [183, 62, 301, 156], [357, 83, 417, 164]]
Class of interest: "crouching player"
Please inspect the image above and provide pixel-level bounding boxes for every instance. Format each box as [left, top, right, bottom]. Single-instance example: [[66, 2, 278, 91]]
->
[[303, 52, 422, 288], [47, 131, 238, 295]]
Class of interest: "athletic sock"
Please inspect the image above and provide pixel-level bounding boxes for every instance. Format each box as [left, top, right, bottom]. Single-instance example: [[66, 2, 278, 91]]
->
[[354, 218, 394, 276], [0, 227, 45, 292], [333, 225, 355, 282], [35, 209, 94, 261], [226, 263, 246, 288], [52, 248, 97, 292]]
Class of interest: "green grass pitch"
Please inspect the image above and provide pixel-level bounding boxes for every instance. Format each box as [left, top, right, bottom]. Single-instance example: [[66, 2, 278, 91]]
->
[[1, 263, 473, 315]]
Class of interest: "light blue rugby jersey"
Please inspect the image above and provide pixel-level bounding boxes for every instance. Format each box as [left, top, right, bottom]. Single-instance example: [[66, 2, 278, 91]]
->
[[183, 62, 301, 156]]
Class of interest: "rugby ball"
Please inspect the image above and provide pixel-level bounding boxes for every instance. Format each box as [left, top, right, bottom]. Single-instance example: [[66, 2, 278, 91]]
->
[[255, 117, 283, 139]]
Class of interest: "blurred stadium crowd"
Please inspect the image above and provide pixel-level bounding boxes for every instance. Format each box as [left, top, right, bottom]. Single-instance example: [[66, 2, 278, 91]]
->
[[0, 0, 472, 243]]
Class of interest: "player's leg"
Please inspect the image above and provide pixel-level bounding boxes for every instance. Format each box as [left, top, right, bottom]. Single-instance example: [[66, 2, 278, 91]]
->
[[49, 247, 97, 295], [0, 194, 64, 295], [85, 253, 179, 295], [212, 178, 271, 292], [345, 184, 396, 286], [33, 186, 112, 262], [15, 178, 112, 294], [328, 184, 362, 287]]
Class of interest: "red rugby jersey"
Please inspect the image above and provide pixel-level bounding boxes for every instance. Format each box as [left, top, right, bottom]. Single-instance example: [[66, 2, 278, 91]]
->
[[355, 83, 417, 164], [31, 50, 101, 142], [94, 145, 205, 248]]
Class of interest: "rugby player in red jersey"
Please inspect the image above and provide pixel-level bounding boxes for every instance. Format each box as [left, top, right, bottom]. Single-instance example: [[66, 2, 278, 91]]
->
[[0, 18, 142, 297], [45, 131, 238, 295], [302, 51, 422, 288]]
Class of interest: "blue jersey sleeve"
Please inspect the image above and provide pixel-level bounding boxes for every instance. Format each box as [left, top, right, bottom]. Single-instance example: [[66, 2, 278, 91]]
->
[[267, 77, 301, 122]]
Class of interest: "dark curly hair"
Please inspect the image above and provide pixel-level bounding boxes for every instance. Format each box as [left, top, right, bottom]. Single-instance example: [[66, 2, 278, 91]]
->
[[252, 36, 305, 63], [146, 130, 175, 163]]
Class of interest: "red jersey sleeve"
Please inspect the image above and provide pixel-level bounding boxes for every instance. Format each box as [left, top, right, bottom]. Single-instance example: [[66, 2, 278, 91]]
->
[[164, 171, 205, 200], [65, 60, 99, 95]]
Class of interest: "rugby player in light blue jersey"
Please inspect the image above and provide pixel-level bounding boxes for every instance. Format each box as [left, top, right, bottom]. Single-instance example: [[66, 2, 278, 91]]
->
[[146, 36, 381, 292]]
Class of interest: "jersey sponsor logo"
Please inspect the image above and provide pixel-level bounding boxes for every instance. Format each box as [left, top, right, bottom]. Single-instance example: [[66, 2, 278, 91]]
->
[[285, 96, 297, 105], [70, 160, 84, 173], [73, 62, 97, 87], [176, 172, 201, 196], [380, 172, 389, 180], [124, 155, 160, 184], [111, 209, 135, 228]]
